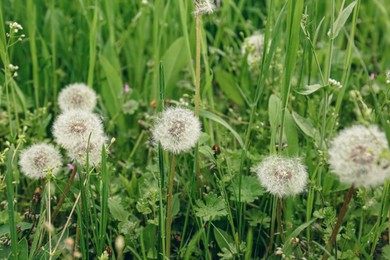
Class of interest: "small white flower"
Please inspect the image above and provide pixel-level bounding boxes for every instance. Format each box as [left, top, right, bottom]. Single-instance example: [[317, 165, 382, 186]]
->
[[253, 156, 308, 197], [58, 83, 97, 112], [53, 110, 104, 150], [329, 78, 343, 89], [19, 144, 62, 179], [67, 134, 107, 166], [8, 21, 23, 32], [152, 107, 201, 154], [242, 34, 264, 71], [328, 125, 390, 187]]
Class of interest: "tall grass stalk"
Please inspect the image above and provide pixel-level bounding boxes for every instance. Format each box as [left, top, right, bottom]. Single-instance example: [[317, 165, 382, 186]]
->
[[157, 62, 166, 259], [47, 178, 53, 259], [6, 147, 18, 260]]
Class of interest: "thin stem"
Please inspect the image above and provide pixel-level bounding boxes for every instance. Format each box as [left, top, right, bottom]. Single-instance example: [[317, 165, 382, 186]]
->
[[52, 166, 77, 219], [195, 15, 201, 117], [47, 179, 52, 259], [322, 185, 355, 260], [277, 197, 285, 243], [52, 192, 82, 253], [166, 154, 177, 258]]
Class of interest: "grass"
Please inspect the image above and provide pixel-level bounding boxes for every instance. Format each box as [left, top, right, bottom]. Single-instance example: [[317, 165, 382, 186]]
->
[[0, 0, 390, 259]]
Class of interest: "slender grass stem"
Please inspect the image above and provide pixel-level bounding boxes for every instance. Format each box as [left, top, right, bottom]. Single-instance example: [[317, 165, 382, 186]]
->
[[322, 185, 355, 260], [47, 179, 52, 259], [166, 154, 177, 258], [51, 166, 77, 219]]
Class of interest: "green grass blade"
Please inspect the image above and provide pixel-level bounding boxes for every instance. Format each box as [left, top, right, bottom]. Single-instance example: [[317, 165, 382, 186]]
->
[[6, 147, 17, 260]]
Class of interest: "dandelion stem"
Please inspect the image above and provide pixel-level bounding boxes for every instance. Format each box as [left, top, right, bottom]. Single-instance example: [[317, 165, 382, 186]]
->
[[277, 197, 285, 243], [52, 165, 77, 219], [322, 185, 355, 260], [166, 154, 177, 258]]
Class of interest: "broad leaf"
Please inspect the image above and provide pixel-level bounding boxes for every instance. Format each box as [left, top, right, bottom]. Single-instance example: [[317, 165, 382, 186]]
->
[[229, 176, 265, 203], [194, 193, 227, 222]]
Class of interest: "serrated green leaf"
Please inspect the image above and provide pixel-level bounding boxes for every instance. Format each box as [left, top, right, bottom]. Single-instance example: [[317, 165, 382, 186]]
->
[[229, 176, 265, 203], [383, 245, 390, 259], [296, 84, 324, 95], [328, 1, 357, 39], [194, 193, 227, 222]]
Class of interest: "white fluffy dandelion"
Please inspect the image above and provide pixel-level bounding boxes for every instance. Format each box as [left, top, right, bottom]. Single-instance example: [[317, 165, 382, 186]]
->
[[242, 34, 264, 71], [53, 110, 104, 150], [194, 0, 216, 16], [19, 144, 62, 179], [253, 156, 308, 197], [58, 83, 97, 112], [328, 125, 390, 187], [152, 107, 201, 154], [67, 134, 107, 166]]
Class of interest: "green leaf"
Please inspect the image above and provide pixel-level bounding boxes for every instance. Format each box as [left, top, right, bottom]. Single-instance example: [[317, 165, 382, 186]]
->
[[214, 69, 244, 105], [285, 109, 299, 156], [108, 197, 129, 222], [172, 194, 180, 218], [292, 111, 319, 139], [194, 193, 228, 222], [295, 84, 324, 95], [229, 176, 265, 203], [17, 238, 28, 259], [200, 110, 244, 147], [162, 37, 190, 94], [213, 226, 234, 251], [383, 245, 390, 259], [328, 1, 357, 39]]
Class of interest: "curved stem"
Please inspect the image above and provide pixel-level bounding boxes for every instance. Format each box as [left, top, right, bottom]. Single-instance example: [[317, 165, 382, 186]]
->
[[322, 185, 355, 260], [52, 166, 77, 219]]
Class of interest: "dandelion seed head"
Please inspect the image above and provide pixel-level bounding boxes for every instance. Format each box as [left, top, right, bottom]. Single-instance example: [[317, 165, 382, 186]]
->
[[328, 125, 390, 187], [253, 156, 308, 197], [58, 83, 97, 112], [67, 134, 107, 166], [53, 110, 104, 150], [19, 144, 62, 179], [152, 107, 201, 154], [194, 0, 216, 16]]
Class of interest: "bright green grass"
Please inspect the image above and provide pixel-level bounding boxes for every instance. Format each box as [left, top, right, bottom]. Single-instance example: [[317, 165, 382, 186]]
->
[[0, 0, 390, 259]]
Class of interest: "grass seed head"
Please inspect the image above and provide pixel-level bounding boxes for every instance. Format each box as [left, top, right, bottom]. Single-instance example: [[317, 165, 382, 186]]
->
[[253, 156, 308, 198], [328, 124, 390, 187], [58, 83, 97, 112], [152, 107, 201, 154], [19, 143, 62, 179]]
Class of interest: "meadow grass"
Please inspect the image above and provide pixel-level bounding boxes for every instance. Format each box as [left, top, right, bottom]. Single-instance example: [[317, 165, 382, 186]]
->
[[0, 0, 390, 259]]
